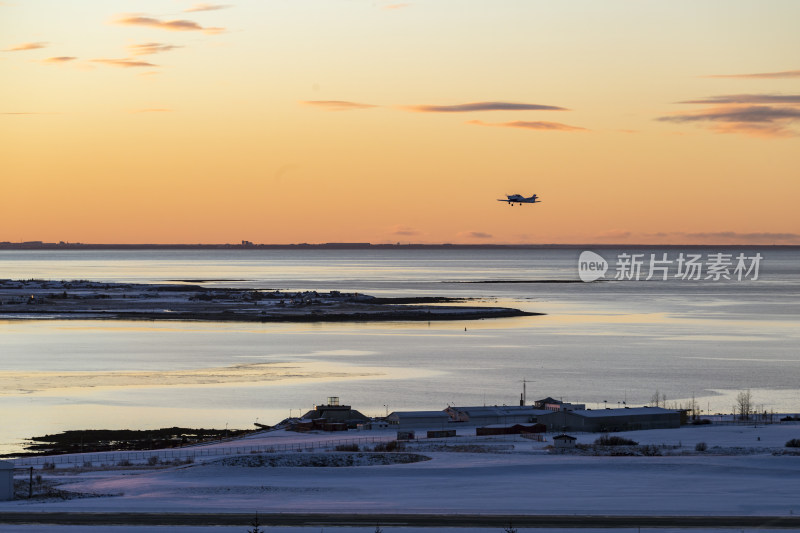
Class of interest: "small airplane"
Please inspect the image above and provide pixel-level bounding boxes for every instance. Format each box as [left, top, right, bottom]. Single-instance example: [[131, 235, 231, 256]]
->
[[497, 193, 541, 206]]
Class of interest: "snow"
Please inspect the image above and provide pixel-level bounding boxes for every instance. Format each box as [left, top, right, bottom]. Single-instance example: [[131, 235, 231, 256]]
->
[[2, 423, 799, 532]]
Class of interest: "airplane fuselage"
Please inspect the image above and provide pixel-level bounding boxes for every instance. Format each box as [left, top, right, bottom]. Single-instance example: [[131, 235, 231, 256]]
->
[[498, 194, 540, 205]]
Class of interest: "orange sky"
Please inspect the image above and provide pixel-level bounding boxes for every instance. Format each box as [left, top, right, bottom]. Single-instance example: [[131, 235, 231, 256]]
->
[[2, 1, 800, 244]]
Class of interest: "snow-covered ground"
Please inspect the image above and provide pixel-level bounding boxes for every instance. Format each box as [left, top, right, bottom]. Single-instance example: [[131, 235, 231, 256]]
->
[[2, 422, 800, 532]]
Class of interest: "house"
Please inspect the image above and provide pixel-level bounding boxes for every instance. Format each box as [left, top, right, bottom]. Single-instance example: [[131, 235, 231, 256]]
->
[[534, 397, 586, 411], [553, 434, 577, 449]]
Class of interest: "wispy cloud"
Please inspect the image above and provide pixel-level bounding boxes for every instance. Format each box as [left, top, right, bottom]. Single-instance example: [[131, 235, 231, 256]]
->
[[458, 231, 493, 239], [661, 231, 798, 244], [113, 14, 224, 34], [679, 94, 800, 105], [184, 3, 231, 12], [406, 101, 567, 113], [92, 58, 158, 68], [128, 42, 182, 56], [132, 108, 171, 113], [301, 100, 377, 111], [384, 3, 411, 10], [707, 69, 800, 79], [658, 94, 800, 138], [390, 225, 420, 236], [41, 56, 77, 64], [468, 119, 587, 132], [592, 230, 800, 244], [4, 41, 47, 52]]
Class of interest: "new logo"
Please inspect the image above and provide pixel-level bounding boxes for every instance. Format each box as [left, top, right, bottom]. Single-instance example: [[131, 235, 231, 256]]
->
[[578, 251, 608, 282]]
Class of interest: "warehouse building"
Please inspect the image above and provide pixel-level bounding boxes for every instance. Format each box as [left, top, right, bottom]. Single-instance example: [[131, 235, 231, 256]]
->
[[445, 405, 553, 426]]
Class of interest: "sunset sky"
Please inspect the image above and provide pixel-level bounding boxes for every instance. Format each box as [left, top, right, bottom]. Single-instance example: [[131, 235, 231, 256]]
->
[[2, 0, 799, 244]]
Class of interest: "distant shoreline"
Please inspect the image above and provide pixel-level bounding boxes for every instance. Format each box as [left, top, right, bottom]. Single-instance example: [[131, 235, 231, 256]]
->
[[1, 242, 795, 251], [0, 279, 537, 323]]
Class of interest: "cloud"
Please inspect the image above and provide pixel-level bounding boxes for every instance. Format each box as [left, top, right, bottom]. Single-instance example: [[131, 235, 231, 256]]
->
[[92, 58, 158, 68], [132, 108, 171, 113], [657, 105, 800, 138], [301, 100, 377, 111], [679, 94, 800, 105], [389, 225, 420, 236], [4, 42, 47, 52], [113, 14, 224, 34], [660, 106, 800, 123], [680, 232, 800, 244], [41, 56, 77, 64], [468, 119, 587, 132], [707, 69, 800, 79], [406, 101, 567, 113], [128, 42, 182, 56], [184, 3, 231, 12], [384, 3, 411, 9], [458, 231, 493, 239], [598, 230, 633, 240], [658, 94, 800, 138]]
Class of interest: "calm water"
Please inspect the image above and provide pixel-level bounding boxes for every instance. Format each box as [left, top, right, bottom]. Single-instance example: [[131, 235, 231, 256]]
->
[[1, 248, 798, 455]]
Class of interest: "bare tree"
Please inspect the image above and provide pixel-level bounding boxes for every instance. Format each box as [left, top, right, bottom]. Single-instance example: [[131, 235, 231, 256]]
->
[[735, 389, 752, 421], [650, 389, 661, 407]]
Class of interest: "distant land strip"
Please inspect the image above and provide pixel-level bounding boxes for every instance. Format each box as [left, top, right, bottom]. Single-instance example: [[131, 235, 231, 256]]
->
[[0, 279, 537, 323], [445, 279, 584, 284], [2, 242, 795, 250], [0, 512, 798, 528]]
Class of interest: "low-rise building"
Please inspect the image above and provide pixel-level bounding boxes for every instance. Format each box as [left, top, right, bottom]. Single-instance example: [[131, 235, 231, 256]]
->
[[445, 405, 552, 426], [544, 407, 680, 432], [553, 434, 577, 449], [0, 460, 13, 500], [387, 410, 452, 429]]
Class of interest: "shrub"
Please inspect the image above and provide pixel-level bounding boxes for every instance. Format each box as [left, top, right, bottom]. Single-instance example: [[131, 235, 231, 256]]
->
[[147, 456, 160, 466], [786, 439, 800, 448], [334, 444, 359, 452], [42, 462, 55, 470], [692, 419, 711, 425], [116, 459, 132, 467], [695, 441, 708, 452], [640, 444, 662, 456], [594, 434, 638, 446], [373, 440, 400, 452]]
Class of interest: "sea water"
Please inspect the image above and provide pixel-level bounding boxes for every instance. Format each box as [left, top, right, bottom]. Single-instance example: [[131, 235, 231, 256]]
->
[[0, 247, 798, 455]]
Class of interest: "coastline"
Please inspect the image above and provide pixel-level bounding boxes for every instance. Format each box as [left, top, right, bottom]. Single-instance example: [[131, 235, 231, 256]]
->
[[0, 279, 537, 323]]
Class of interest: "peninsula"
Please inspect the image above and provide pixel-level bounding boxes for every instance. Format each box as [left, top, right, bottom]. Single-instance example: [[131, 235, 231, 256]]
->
[[0, 279, 536, 323]]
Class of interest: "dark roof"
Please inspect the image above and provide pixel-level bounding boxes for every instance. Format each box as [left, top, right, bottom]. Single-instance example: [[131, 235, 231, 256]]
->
[[300, 406, 370, 422], [553, 434, 577, 440]]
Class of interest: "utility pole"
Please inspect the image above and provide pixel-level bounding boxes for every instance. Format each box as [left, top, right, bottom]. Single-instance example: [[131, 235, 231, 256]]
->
[[520, 378, 533, 406]]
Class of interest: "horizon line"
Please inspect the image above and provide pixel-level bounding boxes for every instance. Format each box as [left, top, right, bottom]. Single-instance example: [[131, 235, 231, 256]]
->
[[1, 241, 797, 249]]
